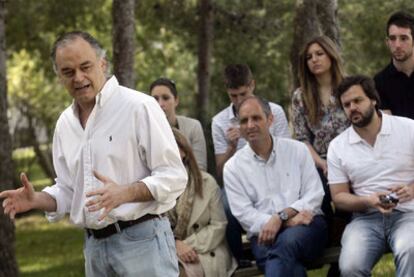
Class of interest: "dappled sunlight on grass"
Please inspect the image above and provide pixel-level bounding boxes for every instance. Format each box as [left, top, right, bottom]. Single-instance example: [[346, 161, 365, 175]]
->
[[15, 214, 84, 277]]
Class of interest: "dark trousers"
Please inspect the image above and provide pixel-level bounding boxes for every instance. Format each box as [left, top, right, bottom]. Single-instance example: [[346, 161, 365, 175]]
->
[[250, 216, 328, 277]]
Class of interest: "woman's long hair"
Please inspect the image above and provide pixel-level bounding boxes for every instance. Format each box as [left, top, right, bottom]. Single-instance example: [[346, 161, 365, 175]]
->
[[172, 128, 203, 198], [298, 35, 345, 125]]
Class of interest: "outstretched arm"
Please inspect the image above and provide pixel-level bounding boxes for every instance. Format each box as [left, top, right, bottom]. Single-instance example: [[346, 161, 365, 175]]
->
[[0, 173, 57, 219]]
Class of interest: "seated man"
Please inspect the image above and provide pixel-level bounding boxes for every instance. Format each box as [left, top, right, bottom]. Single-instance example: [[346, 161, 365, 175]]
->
[[327, 75, 414, 276], [223, 96, 327, 276]]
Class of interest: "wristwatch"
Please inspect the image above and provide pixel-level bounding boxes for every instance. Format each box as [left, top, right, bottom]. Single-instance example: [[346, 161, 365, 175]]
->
[[278, 210, 289, 222]]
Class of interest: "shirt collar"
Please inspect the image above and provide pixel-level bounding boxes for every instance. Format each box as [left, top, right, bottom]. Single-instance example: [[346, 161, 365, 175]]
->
[[227, 103, 238, 121], [96, 75, 118, 108], [247, 136, 277, 163], [348, 112, 390, 144], [70, 75, 118, 114]]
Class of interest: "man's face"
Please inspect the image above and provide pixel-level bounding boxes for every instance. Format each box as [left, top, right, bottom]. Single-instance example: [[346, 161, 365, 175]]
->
[[227, 81, 255, 109], [386, 25, 414, 62], [55, 37, 107, 108], [238, 99, 273, 145], [340, 85, 376, 128]]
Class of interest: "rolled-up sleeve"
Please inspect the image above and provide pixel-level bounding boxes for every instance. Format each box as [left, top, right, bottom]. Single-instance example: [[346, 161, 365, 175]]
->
[[43, 129, 74, 222], [138, 100, 187, 203]]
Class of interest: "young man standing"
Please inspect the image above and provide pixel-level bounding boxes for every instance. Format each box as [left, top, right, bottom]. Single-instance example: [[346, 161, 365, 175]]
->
[[374, 11, 414, 119]]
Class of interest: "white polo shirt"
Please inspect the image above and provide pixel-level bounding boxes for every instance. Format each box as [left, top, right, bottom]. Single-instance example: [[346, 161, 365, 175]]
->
[[327, 113, 414, 212]]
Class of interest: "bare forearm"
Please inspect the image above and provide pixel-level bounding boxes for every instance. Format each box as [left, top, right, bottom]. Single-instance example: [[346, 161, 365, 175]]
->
[[33, 192, 57, 212], [304, 142, 324, 168], [128, 181, 154, 202], [333, 192, 369, 212]]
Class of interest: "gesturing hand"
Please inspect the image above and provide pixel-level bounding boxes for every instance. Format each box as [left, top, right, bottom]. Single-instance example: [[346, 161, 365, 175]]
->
[[0, 173, 35, 219], [85, 171, 131, 221]]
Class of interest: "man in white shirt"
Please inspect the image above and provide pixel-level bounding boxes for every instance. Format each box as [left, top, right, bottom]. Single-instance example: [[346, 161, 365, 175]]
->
[[212, 64, 290, 181], [0, 31, 187, 276], [328, 75, 414, 276], [212, 64, 290, 267], [224, 96, 327, 275]]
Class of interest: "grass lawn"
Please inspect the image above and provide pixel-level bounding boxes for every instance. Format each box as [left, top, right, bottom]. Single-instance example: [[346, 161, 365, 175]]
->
[[12, 151, 396, 277], [15, 214, 84, 277], [15, 213, 396, 277]]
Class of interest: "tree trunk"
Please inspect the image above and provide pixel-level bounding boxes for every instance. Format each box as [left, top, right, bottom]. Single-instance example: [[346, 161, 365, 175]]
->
[[196, 0, 214, 129], [290, 0, 339, 89], [0, 1, 19, 276], [112, 0, 136, 88], [27, 116, 56, 180]]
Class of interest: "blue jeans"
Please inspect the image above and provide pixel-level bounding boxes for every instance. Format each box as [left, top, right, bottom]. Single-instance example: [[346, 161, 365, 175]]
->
[[250, 215, 328, 277], [339, 211, 414, 277], [84, 217, 178, 277]]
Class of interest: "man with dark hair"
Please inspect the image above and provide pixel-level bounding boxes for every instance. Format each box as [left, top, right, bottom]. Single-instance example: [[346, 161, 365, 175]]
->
[[374, 10, 414, 119], [328, 75, 414, 276], [224, 95, 327, 276], [212, 64, 290, 181], [211, 64, 290, 267], [0, 31, 187, 276]]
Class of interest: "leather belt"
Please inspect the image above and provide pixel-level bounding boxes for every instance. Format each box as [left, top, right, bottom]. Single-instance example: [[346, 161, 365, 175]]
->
[[86, 214, 161, 239]]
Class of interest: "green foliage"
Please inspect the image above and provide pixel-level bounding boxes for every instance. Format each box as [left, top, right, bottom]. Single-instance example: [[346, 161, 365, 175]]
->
[[340, 0, 414, 76], [8, 50, 71, 141]]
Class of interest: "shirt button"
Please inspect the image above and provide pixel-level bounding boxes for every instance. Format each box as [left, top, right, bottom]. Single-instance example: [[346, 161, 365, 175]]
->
[[210, 251, 215, 257], [193, 223, 199, 230]]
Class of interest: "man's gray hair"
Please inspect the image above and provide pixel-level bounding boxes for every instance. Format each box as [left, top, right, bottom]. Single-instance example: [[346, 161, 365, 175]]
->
[[50, 31, 110, 76]]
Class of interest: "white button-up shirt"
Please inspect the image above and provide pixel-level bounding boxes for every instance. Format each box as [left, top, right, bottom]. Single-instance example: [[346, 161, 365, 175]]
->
[[212, 102, 291, 155], [328, 113, 414, 212], [223, 137, 324, 237], [43, 76, 187, 229]]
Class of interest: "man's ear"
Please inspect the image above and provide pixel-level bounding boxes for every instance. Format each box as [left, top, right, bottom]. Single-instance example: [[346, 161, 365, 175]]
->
[[250, 79, 256, 90], [268, 113, 274, 126], [100, 57, 108, 73], [175, 96, 179, 108]]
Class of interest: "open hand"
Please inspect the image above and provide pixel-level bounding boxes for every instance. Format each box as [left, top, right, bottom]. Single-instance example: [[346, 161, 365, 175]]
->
[[85, 171, 131, 221], [0, 173, 35, 219]]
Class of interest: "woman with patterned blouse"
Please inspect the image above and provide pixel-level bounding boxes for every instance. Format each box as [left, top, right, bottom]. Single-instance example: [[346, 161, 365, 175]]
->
[[292, 35, 349, 177]]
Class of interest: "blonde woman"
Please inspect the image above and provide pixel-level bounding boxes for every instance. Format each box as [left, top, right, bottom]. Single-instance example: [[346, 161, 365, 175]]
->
[[169, 129, 236, 277]]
